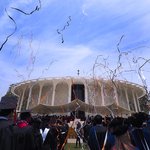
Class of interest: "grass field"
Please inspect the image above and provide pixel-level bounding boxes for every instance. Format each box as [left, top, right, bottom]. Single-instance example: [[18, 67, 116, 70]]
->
[[64, 143, 89, 150]]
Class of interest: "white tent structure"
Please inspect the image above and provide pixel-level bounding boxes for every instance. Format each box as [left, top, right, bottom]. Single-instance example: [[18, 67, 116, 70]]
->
[[11, 77, 145, 116]]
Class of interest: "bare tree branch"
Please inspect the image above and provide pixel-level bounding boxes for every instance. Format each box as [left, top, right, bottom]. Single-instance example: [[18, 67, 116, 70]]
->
[[26, 33, 38, 79], [41, 60, 57, 75], [117, 35, 124, 53], [132, 56, 150, 101], [138, 58, 150, 93], [11, 0, 41, 15], [14, 69, 25, 81], [57, 16, 71, 43], [57, 29, 64, 43], [0, 9, 17, 51]]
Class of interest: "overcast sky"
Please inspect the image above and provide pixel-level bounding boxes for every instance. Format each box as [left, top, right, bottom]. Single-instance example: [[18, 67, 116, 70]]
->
[[0, 0, 150, 98]]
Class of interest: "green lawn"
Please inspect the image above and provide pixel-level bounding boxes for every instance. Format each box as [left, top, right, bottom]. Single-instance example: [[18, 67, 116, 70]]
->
[[64, 143, 89, 150]]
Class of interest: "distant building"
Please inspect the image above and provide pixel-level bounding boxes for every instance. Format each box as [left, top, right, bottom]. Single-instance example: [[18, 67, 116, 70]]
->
[[11, 77, 146, 116]]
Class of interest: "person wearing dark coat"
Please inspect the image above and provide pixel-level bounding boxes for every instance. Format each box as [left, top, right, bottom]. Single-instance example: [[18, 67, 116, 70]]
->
[[42, 126, 58, 150], [56, 119, 69, 150], [31, 117, 43, 150], [41, 118, 58, 150], [88, 115, 113, 150], [0, 94, 18, 150], [129, 112, 150, 150], [75, 121, 81, 148], [13, 110, 36, 150], [109, 117, 137, 150], [88, 115, 106, 150], [83, 120, 92, 143]]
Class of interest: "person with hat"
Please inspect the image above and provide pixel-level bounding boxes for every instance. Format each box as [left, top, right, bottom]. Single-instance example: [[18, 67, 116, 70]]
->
[[0, 94, 18, 150]]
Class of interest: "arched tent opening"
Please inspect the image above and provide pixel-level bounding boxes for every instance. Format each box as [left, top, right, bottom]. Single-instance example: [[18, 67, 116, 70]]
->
[[71, 84, 85, 119]]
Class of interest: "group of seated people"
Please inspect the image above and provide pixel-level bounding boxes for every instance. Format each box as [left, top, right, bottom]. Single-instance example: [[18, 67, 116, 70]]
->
[[0, 94, 150, 150]]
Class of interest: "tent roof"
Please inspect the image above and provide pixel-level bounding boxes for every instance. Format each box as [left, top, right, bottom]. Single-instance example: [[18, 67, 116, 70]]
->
[[31, 99, 133, 115]]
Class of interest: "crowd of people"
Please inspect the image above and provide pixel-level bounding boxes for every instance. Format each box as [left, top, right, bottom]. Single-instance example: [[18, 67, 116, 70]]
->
[[0, 94, 150, 150]]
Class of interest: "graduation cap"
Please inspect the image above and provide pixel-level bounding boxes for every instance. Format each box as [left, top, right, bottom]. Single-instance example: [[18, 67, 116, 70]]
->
[[0, 95, 18, 110]]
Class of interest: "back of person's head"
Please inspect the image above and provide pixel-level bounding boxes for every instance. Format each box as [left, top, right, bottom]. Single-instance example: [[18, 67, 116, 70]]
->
[[109, 117, 129, 137], [131, 112, 148, 128], [105, 116, 112, 126], [56, 119, 63, 125], [20, 111, 31, 122], [31, 117, 42, 129], [41, 116, 50, 128], [93, 115, 103, 125]]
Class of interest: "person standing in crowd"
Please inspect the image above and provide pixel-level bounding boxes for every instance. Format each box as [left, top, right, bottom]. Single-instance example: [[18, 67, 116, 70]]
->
[[40, 118, 51, 150], [146, 115, 150, 131], [13, 110, 36, 150], [56, 119, 69, 150], [43, 126, 58, 150], [129, 112, 150, 150], [109, 117, 137, 150], [88, 114, 114, 150], [0, 94, 18, 150], [31, 117, 43, 150], [88, 115, 107, 150], [75, 121, 82, 148], [83, 119, 92, 143]]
